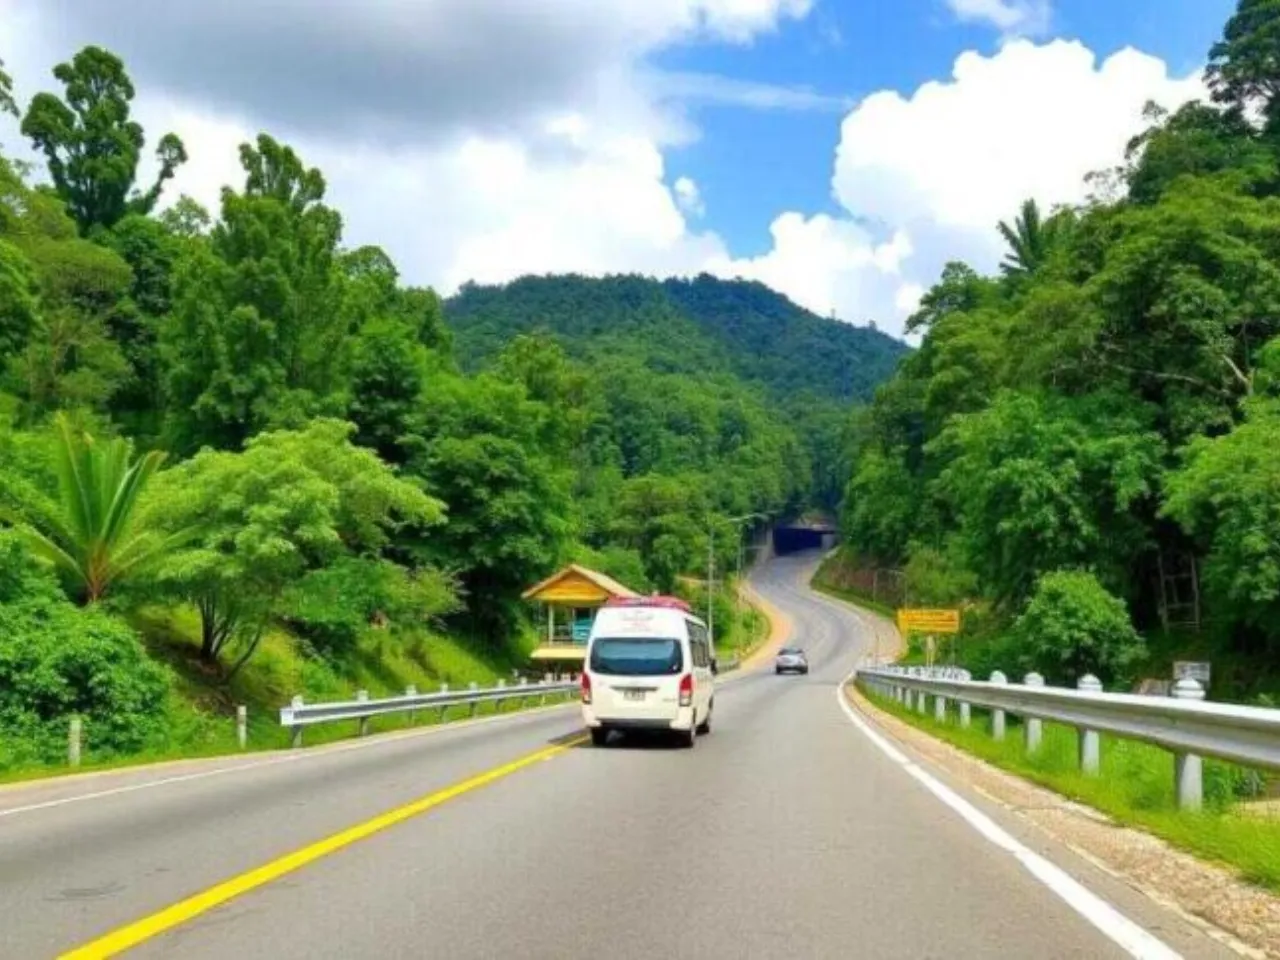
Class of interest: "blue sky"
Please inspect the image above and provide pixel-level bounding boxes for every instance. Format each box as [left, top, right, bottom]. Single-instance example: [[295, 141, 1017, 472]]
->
[[0, 0, 1241, 337], [662, 0, 1237, 257]]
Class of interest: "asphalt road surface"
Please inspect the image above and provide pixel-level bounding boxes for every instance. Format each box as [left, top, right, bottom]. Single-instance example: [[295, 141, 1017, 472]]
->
[[0, 553, 1239, 959]]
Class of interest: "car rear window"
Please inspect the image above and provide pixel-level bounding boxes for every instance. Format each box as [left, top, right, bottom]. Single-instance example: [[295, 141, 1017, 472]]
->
[[590, 637, 683, 676]]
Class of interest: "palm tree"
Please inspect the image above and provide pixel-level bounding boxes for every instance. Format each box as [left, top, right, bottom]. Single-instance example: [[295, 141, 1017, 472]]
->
[[19, 415, 174, 603], [997, 199, 1067, 278]]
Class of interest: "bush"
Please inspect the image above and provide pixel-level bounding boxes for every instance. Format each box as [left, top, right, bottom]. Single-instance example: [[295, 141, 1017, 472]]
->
[[1011, 570, 1145, 686], [0, 534, 171, 764]]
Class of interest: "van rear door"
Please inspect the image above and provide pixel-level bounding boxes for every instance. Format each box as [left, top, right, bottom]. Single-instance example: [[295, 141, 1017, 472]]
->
[[588, 636, 684, 721]]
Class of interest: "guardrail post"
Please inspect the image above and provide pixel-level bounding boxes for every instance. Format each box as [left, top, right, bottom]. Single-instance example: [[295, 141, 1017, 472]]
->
[[68, 715, 82, 768], [959, 697, 971, 729], [934, 692, 947, 723], [990, 671, 1007, 740], [356, 690, 370, 737], [469, 681, 479, 716], [496, 678, 507, 713], [236, 705, 248, 750], [519, 676, 529, 708], [915, 687, 927, 714], [1171, 678, 1205, 811], [438, 683, 449, 723], [406, 685, 417, 725], [1077, 675, 1102, 775], [290, 696, 304, 748], [1023, 673, 1044, 753]]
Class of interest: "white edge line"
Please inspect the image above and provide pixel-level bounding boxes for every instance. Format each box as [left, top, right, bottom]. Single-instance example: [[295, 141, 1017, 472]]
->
[[0, 700, 579, 821], [835, 668, 1183, 960]]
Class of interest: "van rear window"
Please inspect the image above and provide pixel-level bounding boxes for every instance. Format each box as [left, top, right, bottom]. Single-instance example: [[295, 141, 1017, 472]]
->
[[590, 638, 683, 676]]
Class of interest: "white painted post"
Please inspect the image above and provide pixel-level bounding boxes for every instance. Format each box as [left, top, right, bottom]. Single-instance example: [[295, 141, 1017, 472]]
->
[[68, 716, 82, 767], [1023, 673, 1044, 753], [290, 695, 304, 748], [356, 690, 370, 737], [404, 685, 417, 725], [236, 705, 248, 750], [934, 694, 947, 723], [438, 682, 448, 722], [959, 699, 971, 728], [468, 681, 479, 716], [1077, 675, 1102, 775], [915, 688, 927, 714], [519, 676, 529, 708], [990, 671, 1007, 741], [1172, 678, 1205, 811], [496, 678, 507, 713]]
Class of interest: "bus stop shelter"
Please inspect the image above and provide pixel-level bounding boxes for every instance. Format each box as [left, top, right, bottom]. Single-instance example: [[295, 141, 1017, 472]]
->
[[523, 564, 639, 668]]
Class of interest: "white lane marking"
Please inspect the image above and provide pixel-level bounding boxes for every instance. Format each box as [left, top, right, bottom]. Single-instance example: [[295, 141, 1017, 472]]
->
[[835, 671, 1182, 960], [0, 702, 578, 821]]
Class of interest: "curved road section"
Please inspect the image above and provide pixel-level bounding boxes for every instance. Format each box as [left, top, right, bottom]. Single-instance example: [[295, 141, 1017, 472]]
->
[[0, 554, 1237, 958]]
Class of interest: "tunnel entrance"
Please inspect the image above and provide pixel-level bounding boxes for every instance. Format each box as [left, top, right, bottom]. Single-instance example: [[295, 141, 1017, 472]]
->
[[772, 517, 838, 555]]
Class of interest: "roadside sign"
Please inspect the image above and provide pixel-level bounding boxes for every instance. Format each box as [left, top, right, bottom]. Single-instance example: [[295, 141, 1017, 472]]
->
[[897, 608, 961, 634], [1173, 661, 1211, 685]]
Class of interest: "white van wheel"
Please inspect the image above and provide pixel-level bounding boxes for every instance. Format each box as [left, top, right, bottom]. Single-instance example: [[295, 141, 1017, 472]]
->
[[680, 724, 697, 749], [696, 704, 712, 735]]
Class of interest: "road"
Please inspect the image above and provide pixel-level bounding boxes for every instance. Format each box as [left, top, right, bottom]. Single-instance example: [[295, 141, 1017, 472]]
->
[[0, 553, 1238, 959]]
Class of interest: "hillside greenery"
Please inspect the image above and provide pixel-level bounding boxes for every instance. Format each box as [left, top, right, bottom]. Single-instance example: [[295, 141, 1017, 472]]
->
[[838, 0, 1280, 698], [0, 46, 896, 771]]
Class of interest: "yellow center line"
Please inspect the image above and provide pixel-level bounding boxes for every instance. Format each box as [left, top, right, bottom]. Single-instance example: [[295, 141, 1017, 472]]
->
[[60, 736, 586, 959]]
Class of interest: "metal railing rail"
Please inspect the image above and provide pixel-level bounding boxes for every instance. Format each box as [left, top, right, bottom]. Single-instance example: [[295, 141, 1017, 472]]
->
[[279, 657, 743, 747], [857, 665, 1280, 810], [279, 678, 579, 747]]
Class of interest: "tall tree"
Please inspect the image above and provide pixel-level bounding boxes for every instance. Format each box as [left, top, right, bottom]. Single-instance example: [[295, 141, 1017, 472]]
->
[[1207, 0, 1280, 128], [21, 46, 187, 233], [0, 56, 17, 118], [996, 199, 1069, 278]]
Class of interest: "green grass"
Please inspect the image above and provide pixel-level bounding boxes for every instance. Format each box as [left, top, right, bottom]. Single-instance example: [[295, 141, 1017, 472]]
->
[[0, 607, 570, 785], [859, 683, 1280, 891]]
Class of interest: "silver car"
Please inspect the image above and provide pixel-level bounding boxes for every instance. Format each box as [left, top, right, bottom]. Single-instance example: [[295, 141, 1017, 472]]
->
[[775, 647, 809, 675]]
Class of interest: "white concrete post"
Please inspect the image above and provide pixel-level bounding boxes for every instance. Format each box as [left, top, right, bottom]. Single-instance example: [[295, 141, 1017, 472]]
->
[[496, 678, 507, 713], [1172, 678, 1205, 811], [290, 695, 305, 748], [468, 681, 479, 716], [68, 716, 82, 767], [990, 671, 1007, 740], [916, 688, 928, 714], [959, 700, 971, 728], [236, 704, 248, 750], [356, 689, 370, 737], [1077, 675, 1102, 775], [1023, 673, 1045, 753], [438, 683, 449, 722], [934, 694, 947, 723]]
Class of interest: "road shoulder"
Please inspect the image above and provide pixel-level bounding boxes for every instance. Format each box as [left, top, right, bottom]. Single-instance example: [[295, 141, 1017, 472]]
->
[[845, 682, 1280, 959]]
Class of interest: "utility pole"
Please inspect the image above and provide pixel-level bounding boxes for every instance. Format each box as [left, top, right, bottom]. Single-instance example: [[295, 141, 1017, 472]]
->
[[707, 526, 715, 642]]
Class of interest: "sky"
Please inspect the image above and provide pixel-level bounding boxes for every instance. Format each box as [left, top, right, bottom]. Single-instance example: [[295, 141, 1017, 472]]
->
[[0, 0, 1240, 339]]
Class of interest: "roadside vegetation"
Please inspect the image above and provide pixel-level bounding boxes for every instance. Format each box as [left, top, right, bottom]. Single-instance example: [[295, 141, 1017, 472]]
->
[[858, 685, 1280, 892], [835, 0, 1280, 706], [0, 46, 872, 777]]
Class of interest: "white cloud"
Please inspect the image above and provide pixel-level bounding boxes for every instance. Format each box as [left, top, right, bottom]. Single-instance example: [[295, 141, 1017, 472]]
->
[[719, 39, 1205, 337], [674, 177, 706, 217], [945, 0, 1052, 36]]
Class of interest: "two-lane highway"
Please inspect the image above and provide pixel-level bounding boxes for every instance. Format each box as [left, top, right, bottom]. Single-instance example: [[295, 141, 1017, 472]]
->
[[0, 554, 1239, 958]]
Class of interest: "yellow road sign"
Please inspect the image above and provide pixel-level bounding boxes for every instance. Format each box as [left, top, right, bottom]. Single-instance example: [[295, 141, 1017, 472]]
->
[[897, 608, 961, 634]]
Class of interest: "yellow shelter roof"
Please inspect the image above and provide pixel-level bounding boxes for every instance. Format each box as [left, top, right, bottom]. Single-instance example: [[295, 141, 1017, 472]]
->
[[521, 564, 639, 607]]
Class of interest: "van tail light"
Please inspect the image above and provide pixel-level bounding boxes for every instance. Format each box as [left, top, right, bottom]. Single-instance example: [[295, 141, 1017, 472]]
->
[[580, 672, 592, 704], [678, 673, 693, 707]]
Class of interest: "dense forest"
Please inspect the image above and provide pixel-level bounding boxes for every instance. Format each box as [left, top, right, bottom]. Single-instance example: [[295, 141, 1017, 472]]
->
[[0, 46, 896, 768], [836, 0, 1280, 697]]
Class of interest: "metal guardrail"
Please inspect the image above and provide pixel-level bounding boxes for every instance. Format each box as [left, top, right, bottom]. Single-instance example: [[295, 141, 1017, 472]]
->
[[278, 657, 743, 747], [279, 678, 579, 747], [857, 665, 1280, 810]]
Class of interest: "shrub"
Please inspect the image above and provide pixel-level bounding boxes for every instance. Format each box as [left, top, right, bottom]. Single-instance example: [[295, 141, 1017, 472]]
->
[[0, 534, 170, 763], [1011, 570, 1145, 686]]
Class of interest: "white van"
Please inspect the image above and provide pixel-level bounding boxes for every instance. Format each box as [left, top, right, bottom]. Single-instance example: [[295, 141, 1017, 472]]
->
[[580, 596, 716, 748]]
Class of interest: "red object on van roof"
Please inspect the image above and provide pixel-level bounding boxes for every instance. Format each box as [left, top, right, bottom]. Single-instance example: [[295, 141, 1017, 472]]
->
[[604, 595, 692, 613]]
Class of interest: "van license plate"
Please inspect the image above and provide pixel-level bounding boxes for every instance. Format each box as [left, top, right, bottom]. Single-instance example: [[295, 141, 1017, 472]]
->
[[623, 689, 645, 702]]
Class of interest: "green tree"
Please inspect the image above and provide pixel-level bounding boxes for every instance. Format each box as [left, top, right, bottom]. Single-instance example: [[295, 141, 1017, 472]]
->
[[0, 56, 17, 119], [1011, 570, 1146, 685], [21, 46, 186, 233], [13, 415, 174, 603], [1207, 0, 1280, 128], [151, 419, 445, 670], [997, 199, 1071, 278]]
